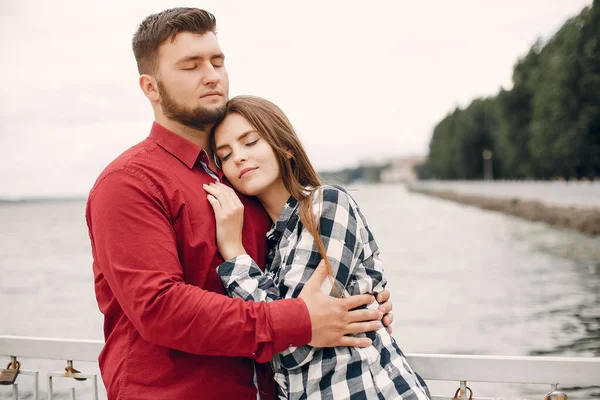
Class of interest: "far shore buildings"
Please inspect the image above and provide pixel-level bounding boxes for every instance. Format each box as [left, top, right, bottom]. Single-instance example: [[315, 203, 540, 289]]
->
[[319, 155, 426, 184], [380, 155, 425, 183]]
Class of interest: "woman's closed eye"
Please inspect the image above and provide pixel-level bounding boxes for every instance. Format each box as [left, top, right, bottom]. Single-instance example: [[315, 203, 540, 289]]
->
[[218, 138, 259, 162]]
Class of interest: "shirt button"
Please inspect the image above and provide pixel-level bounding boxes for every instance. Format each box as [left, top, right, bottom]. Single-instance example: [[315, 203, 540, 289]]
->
[[288, 343, 294, 347]]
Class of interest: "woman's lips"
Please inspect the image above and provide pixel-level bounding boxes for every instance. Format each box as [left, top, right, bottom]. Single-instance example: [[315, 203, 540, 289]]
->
[[239, 167, 257, 179]]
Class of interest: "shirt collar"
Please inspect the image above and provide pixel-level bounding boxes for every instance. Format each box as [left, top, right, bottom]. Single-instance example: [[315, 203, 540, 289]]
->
[[267, 196, 299, 240], [149, 121, 205, 169]]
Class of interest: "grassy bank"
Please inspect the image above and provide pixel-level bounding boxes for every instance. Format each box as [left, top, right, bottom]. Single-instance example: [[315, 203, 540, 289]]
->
[[409, 188, 600, 236]]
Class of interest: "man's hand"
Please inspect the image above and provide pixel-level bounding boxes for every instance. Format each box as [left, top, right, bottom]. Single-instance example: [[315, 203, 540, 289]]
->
[[376, 290, 393, 334], [299, 262, 383, 348]]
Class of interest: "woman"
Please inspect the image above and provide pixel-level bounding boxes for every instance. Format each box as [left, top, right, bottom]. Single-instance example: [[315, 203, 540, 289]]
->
[[203, 96, 430, 400]]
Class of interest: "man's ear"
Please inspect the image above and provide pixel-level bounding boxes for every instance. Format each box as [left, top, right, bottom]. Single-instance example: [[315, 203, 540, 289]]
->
[[139, 74, 160, 103]]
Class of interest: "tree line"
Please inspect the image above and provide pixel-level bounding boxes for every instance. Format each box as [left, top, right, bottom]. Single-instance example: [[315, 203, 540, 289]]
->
[[419, 0, 600, 180]]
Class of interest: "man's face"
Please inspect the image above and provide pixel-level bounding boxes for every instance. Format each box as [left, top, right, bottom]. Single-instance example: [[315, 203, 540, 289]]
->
[[155, 31, 229, 131]]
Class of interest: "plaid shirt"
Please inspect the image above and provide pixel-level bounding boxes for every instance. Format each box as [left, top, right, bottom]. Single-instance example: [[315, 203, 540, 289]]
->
[[217, 185, 430, 400]]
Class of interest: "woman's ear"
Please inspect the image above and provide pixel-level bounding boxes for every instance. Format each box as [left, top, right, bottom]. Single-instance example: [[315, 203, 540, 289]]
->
[[285, 148, 294, 159]]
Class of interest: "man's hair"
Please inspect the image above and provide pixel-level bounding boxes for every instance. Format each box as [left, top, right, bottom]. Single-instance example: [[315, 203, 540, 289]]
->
[[132, 8, 217, 75]]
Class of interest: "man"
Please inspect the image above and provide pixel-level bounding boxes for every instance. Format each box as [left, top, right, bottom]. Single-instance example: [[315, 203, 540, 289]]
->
[[86, 7, 393, 400]]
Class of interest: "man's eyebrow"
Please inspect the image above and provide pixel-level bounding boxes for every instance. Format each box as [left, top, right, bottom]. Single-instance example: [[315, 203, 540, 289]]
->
[[177, 53, 225, 63], [215, 130, 254, 151], [176, 55, 201, 63]]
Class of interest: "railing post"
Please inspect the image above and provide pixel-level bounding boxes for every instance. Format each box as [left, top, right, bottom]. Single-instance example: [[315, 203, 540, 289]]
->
[[93, 374, 99, 399], [33, 371, 39, 400], [47, 375, 53, 400]]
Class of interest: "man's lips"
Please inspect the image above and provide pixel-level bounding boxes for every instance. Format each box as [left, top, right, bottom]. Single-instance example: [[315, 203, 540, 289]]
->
[[239, 167, 257, 179], [200, 91, 222, 99]]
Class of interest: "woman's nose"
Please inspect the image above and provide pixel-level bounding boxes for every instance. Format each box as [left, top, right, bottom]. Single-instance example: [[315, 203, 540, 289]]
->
[[233, 151, 247, 164]]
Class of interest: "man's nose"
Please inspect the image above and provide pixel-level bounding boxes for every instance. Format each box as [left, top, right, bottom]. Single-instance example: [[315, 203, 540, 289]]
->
[[201, 64, 221, 86]]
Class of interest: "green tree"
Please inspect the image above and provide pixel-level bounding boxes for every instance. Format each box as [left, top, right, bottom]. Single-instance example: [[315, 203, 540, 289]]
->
[[426, 109, 462, 179], [424, 99, 500, 180], [496, 43, 541, 178], [422, 2, 600, 180], [572, 1, 600, 177], [453, 98, 501, 179], [528, 13, 584, 178]]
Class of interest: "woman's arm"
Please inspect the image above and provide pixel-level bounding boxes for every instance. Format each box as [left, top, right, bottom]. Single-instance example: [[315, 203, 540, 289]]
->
[[349, 192, 387, 297], [207, 183, 384, 369], [273, 186, 386, 369], [217, 254, 282, 302], [284, 186, 383, 300]]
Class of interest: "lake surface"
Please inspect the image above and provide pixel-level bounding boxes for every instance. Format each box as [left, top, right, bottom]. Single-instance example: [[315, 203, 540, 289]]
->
[[1, 184, 598, 399]]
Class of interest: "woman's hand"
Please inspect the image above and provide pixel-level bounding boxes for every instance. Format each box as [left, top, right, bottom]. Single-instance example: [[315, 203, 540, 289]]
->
[[203, 182, 247, 260]]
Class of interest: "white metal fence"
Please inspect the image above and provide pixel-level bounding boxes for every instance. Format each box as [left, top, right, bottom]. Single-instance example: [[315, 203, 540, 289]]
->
[[1, 335, 599, 399]]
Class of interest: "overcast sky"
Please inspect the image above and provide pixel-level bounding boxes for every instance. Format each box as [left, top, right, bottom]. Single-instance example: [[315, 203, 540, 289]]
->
[[0, 0, 592, 198]]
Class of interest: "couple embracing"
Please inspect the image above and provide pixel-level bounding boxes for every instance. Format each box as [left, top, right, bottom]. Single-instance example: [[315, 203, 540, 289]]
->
[[86, 7, 430, 400]]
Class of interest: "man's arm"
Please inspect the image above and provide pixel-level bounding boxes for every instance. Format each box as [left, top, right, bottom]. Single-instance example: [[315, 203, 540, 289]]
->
[[87, 169, 309, 363], [378, 290, 394, 333]]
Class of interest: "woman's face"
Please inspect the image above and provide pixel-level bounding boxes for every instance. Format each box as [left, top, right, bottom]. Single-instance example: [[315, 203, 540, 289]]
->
[[213, 113, 282, 197]]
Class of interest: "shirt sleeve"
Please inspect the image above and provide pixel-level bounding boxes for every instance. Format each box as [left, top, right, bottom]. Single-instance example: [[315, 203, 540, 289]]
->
[[289, 186, 384, 299], [217, 254, 281, 302], [216, 255, 318, 369], [350, 192, 387, 297], [86, 168, 310, 363]]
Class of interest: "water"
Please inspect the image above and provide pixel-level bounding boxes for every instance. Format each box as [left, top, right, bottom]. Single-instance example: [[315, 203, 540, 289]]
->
[[0, 184, 599, 399]]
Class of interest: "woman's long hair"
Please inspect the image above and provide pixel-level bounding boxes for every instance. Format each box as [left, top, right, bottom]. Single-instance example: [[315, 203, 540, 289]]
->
[[213, 95, 341, 296]]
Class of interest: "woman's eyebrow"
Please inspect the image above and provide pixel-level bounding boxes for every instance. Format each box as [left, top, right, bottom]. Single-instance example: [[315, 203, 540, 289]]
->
[[215, 130, 255, 151]]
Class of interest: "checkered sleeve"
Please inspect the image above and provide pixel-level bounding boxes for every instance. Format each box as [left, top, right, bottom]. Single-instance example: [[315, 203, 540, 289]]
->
[[220, 188, 430, 399], [216, 253, 319, 369], [299, 186, 364, 297], [348, 191, 387, 296], [279, 186, 384, 299], [274, 186, 369, 370], [216, 254, 281, 302], [216, 186, 384, 371]]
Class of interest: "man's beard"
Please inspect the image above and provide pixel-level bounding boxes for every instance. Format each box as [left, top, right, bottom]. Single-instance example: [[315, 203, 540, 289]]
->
[[157, 81, 226, 131]]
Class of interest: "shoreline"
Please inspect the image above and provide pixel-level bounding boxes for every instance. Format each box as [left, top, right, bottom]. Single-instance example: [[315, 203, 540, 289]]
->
[[408, 188, 600, 236]]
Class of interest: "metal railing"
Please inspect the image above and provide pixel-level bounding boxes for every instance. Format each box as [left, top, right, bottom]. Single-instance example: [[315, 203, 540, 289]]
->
[[1, 335, 599, 399]]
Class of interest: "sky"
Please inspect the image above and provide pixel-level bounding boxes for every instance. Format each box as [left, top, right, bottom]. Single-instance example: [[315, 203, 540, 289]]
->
[[0, 0, 593, 198]]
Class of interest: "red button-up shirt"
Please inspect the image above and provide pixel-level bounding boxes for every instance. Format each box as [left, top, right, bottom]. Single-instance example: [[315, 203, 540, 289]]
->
[[86, 122, 311, 400]]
